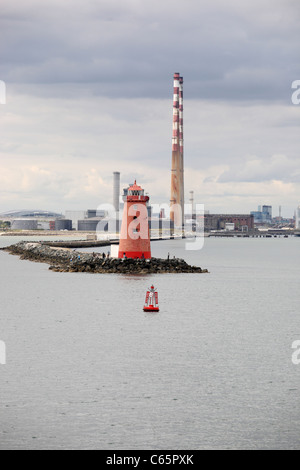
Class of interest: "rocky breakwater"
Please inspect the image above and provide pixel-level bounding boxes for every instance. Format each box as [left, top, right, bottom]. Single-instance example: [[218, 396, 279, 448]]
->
[[1, 242, 208, 274]]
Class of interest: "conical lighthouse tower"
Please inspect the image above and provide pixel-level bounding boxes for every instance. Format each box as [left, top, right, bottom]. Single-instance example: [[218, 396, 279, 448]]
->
[[118, 181, 151, 259]]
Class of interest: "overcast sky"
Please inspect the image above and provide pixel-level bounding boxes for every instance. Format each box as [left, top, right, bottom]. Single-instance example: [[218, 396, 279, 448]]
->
[[0, 0, 299, 216]]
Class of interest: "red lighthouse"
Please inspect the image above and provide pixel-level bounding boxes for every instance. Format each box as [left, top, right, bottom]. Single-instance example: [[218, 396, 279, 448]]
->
[[118, 181, 151, 259]]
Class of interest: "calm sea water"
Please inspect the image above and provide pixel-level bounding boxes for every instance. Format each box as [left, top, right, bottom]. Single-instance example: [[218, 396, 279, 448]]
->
[[0, 235, 299, 450]]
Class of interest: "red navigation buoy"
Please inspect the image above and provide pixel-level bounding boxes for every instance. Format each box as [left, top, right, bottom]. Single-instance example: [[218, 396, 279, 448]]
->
[[143, 285, 159, 312]]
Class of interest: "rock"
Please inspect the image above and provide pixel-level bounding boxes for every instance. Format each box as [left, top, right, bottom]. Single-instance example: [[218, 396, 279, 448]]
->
[[1, 242, 209, 275]]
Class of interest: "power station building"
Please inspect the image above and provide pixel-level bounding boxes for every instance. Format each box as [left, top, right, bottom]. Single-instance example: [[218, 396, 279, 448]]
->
[[77, 218, 109, 232], [251, 206, 273, 225], [55, 219, 73, 231], [11, 219, 39, 231], [1, 210, 69, 231], [204, 214, 254, 231], [66, 210, 106, 231]]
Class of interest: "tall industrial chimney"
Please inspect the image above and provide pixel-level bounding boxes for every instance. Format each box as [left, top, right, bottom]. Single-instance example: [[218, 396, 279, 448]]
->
[[170, 73, 184, 227], [179, 76, 184, 219], [113, 172, 120, 213], [189, 190, 194, 216]]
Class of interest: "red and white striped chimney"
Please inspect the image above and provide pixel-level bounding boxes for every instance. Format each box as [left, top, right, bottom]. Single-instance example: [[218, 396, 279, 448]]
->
[[179, 76, 184, 156], [179, 76, 184, 216], [172, 73, 180, 153], [170, 73, 184, 227]]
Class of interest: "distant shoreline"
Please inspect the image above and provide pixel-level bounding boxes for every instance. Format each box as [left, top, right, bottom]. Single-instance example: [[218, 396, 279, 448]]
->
[[0, 230, 101, 237], [1, 229, 298, 238]]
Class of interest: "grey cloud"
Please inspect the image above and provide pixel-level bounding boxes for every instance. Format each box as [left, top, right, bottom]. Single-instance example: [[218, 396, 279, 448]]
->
[[0, 0, 299, 100], [218, 155, 300, 183], [1, 0, 300, 216]]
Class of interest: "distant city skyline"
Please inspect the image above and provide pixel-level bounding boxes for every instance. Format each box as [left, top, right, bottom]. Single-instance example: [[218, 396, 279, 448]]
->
[[0, 0, 299, 217]]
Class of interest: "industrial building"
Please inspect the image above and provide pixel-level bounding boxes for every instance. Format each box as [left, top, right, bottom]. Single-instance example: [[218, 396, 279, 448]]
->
[[65, 210, 106, 231], [0, 210, 62, 219], [55, 219, 73, 231], [9, 218, 73, 231], [77, 218, 108, 232], [149, 218, 175, 231], [65, 211, 87, 231], [204, 214, 254, 231], [251, 206, 272, 225], [0, 210, 73, 231], [11, 219, 39, 231]]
